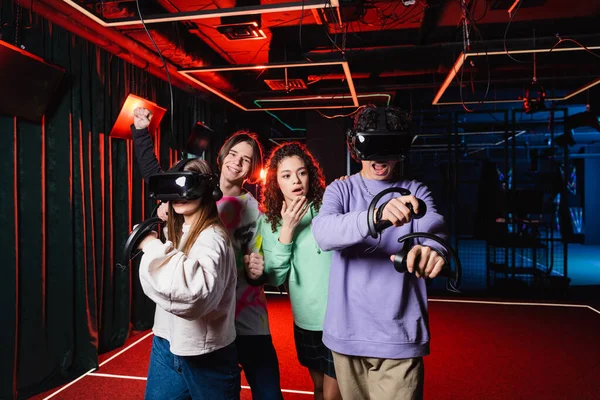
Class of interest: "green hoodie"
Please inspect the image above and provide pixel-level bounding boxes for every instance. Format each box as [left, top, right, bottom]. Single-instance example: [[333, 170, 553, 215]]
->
[[261, 204, 332, 331]]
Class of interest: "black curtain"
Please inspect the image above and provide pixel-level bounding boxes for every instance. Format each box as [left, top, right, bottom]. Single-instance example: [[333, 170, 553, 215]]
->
[[0, 3, 225, 399], [305, 111, 348, 184]]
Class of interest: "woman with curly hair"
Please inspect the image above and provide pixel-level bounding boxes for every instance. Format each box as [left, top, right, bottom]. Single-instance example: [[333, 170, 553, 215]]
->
[[259, 142, 341, 400]]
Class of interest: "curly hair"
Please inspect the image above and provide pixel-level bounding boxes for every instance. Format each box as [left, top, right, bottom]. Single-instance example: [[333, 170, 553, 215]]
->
[[353, 104, 411, 132], [348, 104, 413, 162], [260, 142, 326, 233]]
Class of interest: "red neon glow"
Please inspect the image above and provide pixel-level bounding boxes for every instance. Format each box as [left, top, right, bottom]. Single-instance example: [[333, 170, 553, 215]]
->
[[109, 94, 167, 139], [259, 168, 267, 182]]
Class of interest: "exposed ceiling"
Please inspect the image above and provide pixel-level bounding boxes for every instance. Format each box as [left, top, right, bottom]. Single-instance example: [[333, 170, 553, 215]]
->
[[22, 0, 600, 152]]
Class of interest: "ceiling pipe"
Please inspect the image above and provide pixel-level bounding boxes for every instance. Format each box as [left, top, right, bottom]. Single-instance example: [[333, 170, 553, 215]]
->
[[307, 72, 371, 81], [153, 0, 237, 65], [306, 33, 600, 56], [379, 67, 447, 78], [28, 0, 235, 93], [307, 67, 448, 81]]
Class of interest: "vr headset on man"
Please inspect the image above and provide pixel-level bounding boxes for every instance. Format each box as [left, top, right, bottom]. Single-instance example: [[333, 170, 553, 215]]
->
[[346, 105, 414, 161], [347, 106, 462, 291]]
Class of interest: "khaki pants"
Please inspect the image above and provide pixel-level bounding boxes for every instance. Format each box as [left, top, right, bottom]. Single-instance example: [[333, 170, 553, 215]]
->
[[331, 351, 424, 400]]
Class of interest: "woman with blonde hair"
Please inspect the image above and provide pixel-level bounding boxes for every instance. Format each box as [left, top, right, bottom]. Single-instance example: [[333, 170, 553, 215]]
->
[[137, 158, 240, 399], [132, 108, 283, 399]]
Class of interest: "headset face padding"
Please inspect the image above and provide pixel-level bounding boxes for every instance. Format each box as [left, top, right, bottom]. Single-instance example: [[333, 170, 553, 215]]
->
[[149, 158, 222, 202], [347, 107, 414, 161]]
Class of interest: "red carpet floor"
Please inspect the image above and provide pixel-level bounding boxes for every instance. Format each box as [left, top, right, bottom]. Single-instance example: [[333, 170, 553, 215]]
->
[[32, 296, 600, 399]]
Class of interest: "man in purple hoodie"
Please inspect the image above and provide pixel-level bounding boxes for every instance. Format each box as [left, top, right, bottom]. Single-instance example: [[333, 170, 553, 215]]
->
[[311, 105, 447, 400]]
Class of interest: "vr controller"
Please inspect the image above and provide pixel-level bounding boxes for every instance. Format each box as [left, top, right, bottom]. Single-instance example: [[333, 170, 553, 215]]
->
[[367, 187, 461, 292], [119, 217, 164, 268]]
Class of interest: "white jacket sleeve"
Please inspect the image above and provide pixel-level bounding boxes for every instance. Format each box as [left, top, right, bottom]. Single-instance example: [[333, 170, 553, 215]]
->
[[138, 227, 231, 320]]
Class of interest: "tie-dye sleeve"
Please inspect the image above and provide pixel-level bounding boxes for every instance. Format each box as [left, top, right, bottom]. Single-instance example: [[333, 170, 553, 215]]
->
[[248, 211, 263, 256], [244, 193, 263, 256]]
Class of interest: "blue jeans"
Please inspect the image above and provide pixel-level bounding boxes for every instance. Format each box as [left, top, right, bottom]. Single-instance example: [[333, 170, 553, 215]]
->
[[235, 335, 283, 400], [145, 336, 241, 400]]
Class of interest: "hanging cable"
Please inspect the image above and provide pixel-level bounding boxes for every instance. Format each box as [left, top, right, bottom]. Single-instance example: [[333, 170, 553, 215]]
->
[[134, 0, 182, 159], [503, 0, 530, 64]]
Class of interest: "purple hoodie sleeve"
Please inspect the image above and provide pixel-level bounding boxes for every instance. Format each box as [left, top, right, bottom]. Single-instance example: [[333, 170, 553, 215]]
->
[[311, 181, 371, 251], [412, 181, 449, 258]]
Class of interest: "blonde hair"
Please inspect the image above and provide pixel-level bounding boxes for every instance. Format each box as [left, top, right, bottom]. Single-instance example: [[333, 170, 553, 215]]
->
[[167, 159, 228, 255]]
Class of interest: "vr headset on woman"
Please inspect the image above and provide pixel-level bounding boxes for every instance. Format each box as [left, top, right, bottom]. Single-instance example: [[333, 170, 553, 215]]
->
[[120, 158, 222, 267], [148, 158, 223, 202]]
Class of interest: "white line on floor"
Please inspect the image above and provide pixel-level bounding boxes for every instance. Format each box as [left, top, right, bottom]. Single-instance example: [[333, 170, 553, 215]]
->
[[44, 296, 598, 399], [429, 298, 600, 314], [89, 372, 147, 381], [99, 331, 154, 367], [87, 373, 314, 395], [269, 293, 600, 314], [42, 368, 96, 400]]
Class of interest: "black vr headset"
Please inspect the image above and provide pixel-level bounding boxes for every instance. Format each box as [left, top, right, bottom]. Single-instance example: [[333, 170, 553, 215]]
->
[[148, 158, 223, 202], [347, 106, 414, 161]]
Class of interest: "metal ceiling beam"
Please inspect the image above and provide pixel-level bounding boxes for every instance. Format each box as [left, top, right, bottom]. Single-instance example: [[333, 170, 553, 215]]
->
[[432, 45, 600, 106], [179, 60, 359, 111]]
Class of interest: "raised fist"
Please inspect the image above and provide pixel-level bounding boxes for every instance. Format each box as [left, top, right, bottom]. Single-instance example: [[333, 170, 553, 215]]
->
[[133, 107, 153, 130]]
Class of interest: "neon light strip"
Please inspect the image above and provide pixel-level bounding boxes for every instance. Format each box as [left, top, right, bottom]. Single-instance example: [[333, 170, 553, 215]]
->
[[247, 105, 358, 111], [255, 94, 391, 131], [433, 98, 563, 106], [178, 72, 248, 111], [432, 52, 466, 105], [254, 101, 306, 132], [61, 0, 333, 27], [342, 61, 359, 106], [61, 0, 107, 26], [433, 46, 600, 106], [180, 61, 359, 111], [562, 77, 600, 100], [470, 45, 600, 57], [507, 0, 521, 17], [183, 61, 346, 73], [255, 93, 392, 104]]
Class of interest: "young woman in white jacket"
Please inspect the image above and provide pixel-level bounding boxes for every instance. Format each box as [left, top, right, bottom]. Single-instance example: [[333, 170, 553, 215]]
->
[[136, 159, 240, 399]]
